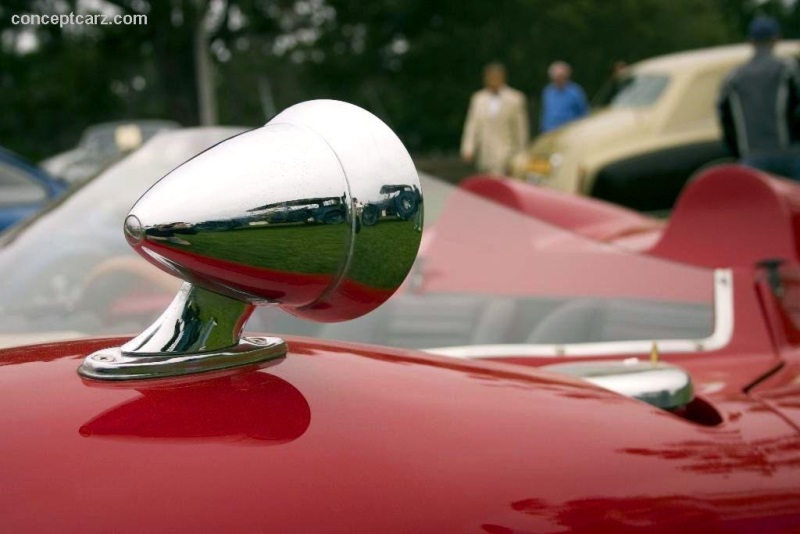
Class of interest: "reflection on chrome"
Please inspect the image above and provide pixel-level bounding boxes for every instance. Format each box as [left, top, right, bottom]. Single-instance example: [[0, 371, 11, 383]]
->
[[79, 100, 423, 381], [540, 359, 694, 410], [360, 185, 422, 227]]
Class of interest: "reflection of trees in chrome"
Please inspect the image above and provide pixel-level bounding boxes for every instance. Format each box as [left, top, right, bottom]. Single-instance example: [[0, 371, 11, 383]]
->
[[482, 490, 800, 532], [619, 433, 800, 476], [247, 194, 349, 226], [144, 196, 352, 238], [145, 186, 424, 237]]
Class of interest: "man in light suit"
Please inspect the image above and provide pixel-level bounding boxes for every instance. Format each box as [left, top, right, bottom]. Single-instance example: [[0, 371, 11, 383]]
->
[[461, 63, 530, 175]]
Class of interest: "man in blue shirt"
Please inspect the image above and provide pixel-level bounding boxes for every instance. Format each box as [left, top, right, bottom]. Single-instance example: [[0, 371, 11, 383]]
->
[[540, 61, 589, 132]]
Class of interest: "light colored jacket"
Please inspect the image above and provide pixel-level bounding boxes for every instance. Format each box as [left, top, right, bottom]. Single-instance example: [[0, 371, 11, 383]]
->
[[461, 87, 530, 175]]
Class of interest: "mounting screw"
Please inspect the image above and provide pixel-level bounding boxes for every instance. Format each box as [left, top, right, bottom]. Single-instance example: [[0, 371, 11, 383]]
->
[[92, 354, 115, 362]]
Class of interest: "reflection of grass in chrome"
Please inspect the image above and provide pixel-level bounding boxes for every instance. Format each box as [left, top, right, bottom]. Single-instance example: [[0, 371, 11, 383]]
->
[[165, 220, 421, 289], [351, 220, 421, 289]]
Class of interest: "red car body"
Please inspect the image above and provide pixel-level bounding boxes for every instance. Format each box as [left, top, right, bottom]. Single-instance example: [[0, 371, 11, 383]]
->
[[3, 165, 800, 531]]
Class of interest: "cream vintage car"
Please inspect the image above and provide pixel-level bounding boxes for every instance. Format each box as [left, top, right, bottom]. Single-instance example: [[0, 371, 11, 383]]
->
[[513, 42, 800, 210]]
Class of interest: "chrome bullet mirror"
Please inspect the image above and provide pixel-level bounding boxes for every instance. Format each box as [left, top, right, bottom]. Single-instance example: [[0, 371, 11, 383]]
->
[[80, 100, 423, 380]]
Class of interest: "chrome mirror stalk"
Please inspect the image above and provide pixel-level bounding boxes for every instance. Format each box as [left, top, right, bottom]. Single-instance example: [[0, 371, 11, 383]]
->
[[122, 282, 254, 355], [79, 282, 285, 380]]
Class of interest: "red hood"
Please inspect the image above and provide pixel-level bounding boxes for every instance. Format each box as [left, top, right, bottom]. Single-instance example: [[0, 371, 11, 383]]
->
[[424, 181, 710, 303], [461, 175, 664, 244], [2, 337, 800, 531], [463, 166, 800, 270]]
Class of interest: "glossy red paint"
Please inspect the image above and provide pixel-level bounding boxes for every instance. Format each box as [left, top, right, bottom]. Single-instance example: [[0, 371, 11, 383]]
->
[[461, 176, 664, 243], [403, 173, 785, 405], [466, 166, 800, 266], [449, 168, 800, 391], [477, 268, 780, 397], [425, 184, 711, 302], [746, 265, 800, 429], [651, 165, 800, 269], [5, 165, 800, 531], [2, 337, 800, 532], [134, 239, 394, 322]]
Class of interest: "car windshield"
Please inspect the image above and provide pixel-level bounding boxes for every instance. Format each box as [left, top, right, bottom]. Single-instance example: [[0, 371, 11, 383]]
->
[[80, 121, 180, 156], [0, 128, 716, 353], [594, 73, 670, 108]]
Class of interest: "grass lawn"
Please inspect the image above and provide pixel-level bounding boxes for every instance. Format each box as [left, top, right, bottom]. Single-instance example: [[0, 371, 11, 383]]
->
[[164, 219, 421, 289]]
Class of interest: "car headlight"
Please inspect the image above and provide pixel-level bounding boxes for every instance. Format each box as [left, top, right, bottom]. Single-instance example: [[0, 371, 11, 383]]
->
[[526, 156, 551, 176], [525, 153, 563, 182]]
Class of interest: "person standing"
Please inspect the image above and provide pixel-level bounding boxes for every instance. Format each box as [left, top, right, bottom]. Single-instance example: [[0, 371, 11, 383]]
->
[[540, 61, 589, 133], [461, 62, 529, 175], [717, 16, 800, 179]]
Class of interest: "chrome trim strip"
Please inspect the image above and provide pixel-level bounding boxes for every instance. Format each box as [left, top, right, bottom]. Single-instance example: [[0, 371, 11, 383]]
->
[[540, 360, 694, 410], [425, 269, 734, 359]]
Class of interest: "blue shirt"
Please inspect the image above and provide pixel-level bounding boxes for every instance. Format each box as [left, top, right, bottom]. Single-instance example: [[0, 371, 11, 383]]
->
[[540, 82, 589, 132]]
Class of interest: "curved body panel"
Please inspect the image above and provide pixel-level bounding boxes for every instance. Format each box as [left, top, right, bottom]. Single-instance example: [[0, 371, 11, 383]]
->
[[1, 338, 799, 532]]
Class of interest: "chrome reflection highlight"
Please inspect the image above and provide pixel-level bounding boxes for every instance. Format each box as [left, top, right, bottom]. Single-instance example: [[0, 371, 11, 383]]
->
[[540, 359, 694, 410], [78, 336, 286, 381], [80, 100, 423, 380], [122, 282, 254, 355]]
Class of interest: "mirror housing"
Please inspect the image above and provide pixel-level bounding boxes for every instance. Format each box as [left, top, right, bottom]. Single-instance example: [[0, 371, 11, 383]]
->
[[80, 100, 423, 380]]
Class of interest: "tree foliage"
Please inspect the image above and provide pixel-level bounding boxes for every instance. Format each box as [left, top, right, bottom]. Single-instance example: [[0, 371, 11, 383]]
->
[[0, 0, 781, 160]]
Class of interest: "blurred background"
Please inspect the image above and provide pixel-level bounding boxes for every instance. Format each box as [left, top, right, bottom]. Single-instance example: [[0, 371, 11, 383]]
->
[[1, 0, 796, 180]]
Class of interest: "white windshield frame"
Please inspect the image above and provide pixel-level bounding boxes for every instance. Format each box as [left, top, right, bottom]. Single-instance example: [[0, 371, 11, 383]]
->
[[426, 269, 733, 359]]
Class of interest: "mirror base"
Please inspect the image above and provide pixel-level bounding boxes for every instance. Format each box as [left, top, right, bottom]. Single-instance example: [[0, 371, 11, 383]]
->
[[78, 336, 286, 381]]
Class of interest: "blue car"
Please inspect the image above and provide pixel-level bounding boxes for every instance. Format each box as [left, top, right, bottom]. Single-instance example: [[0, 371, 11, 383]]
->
[[0, 147, 67, 231]]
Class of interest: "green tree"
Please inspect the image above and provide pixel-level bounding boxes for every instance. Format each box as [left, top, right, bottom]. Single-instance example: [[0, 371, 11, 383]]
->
[[0, 0, 742, 161], [289, 0, 735, 152]]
